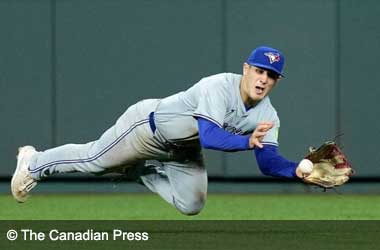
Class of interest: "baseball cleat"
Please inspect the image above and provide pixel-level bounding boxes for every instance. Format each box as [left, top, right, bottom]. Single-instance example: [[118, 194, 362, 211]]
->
[[11, 146, 38, 203]]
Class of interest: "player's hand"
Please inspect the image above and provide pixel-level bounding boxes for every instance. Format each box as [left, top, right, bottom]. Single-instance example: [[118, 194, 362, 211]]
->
[[249, 122, 273, 149]]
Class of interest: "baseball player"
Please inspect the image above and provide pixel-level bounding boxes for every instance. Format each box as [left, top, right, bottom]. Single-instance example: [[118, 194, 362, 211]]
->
[[11, 46, 308, 215]]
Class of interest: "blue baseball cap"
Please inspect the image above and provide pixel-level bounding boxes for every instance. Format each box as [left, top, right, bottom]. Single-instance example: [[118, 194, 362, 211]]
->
[[247, 46, 285, 77]]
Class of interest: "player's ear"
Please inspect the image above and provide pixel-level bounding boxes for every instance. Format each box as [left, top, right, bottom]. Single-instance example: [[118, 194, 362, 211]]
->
[[243, 63, 250, 75]]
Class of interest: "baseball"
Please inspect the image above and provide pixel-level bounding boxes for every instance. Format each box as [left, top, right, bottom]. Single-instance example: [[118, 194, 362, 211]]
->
[[298, 159, 314, 174]]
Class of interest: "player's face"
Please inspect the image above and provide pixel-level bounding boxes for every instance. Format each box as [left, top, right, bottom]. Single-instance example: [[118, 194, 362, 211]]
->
[[241, 63, 280, 106]]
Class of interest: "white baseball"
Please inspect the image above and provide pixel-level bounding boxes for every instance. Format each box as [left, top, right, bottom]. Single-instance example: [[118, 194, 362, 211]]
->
[[298, 159, 314, 174]]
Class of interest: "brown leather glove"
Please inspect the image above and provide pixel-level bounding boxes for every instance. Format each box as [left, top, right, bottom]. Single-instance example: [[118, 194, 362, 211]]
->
[[303, 141, 354, 188]]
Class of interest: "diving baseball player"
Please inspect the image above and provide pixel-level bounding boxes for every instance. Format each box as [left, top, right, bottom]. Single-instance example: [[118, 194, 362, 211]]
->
[[11, 46, 309, 215]]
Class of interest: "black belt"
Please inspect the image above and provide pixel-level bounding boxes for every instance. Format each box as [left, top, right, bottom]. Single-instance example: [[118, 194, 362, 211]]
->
[[148, 112, 156, 133]]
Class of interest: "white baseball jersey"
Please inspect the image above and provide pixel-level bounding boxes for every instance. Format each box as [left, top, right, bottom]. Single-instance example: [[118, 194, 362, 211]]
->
[[154, 73, 280, 146], [26, 72, 279, 216]]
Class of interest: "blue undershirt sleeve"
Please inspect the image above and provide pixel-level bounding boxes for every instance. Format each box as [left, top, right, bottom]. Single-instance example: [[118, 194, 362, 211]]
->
[[254, 145, 298, 178], [198, 118, 298, 178], [197, 117, 251, 152]]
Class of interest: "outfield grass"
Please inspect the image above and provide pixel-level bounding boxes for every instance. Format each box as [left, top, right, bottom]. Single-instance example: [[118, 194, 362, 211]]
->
[[1, 193, 380, 220]]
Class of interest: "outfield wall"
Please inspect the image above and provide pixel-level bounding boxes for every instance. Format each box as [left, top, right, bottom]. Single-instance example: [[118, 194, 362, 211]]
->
[[1, 0, 380, 180]]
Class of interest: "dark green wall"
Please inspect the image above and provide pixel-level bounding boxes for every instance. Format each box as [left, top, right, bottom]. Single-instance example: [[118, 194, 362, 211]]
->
[[0, 0, 52, 176], [340, 0, 380, 176], [1, 0, 380, 178]]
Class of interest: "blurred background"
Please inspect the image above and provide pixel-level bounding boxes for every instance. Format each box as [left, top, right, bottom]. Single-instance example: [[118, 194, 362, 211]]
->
[[1, 0, 379, 194]]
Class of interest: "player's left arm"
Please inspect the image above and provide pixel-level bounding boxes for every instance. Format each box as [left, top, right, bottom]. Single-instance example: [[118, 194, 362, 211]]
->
[[198, 116, 305, 178], [254, 145, 299, 178], [253, 121, 303, 179]]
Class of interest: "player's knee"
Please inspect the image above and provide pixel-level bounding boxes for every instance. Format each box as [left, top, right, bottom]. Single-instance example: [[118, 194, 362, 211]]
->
[[177, 200, 205, 216], [174, 192, 206, 216]]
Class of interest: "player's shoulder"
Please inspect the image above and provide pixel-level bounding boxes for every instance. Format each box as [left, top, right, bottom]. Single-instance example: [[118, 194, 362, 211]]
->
[[199, 72, 240, 85], [255, 97, 279, 120], [261, 96, 274, 108], [197, 73, 241, 95]]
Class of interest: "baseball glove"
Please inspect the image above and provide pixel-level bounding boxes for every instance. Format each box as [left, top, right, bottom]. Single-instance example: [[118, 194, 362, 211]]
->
[[302, 141, 354, 189]]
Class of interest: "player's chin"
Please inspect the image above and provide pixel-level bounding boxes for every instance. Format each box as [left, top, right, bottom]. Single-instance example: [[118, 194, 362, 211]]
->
[[250, 92, 266, 102]]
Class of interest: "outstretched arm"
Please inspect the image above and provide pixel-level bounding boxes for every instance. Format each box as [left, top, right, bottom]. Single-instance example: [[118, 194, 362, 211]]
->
[[198, 118, 305, 178], [254, 145, 304, 178]]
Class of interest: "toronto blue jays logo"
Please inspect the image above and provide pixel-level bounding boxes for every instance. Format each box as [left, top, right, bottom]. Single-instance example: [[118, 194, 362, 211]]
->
[[264, 52, 281, 64], [223, 123, 243, 135]]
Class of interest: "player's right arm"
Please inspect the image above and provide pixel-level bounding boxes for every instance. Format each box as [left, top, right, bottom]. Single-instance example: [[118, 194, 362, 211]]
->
[[197, 118, 251, 151], [248, 122, 274, 148], [198, 118, 273, 151], [198, 118, 299, 178]]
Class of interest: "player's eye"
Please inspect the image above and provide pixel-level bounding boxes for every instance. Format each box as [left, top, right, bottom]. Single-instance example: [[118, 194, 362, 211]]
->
[[255, 68, 264, 74], [267, 71, 279, 80]]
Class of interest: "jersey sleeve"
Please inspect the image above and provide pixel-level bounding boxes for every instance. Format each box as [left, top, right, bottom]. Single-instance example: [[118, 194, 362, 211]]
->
[[193, 77, 229, 128]]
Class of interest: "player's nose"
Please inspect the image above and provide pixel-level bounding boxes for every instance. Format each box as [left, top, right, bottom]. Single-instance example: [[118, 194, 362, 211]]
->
[[260, 73, 268, 84]]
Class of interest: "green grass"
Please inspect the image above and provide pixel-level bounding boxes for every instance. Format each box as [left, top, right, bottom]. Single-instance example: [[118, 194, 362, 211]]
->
[[1, 193, 380, 220], [2, 194, 380, 250]]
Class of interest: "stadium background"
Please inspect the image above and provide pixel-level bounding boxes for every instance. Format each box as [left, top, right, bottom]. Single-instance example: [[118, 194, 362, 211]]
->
[[0, 0, 379, 202]]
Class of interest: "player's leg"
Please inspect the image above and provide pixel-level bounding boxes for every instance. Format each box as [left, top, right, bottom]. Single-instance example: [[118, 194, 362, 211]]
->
[[141, 156, 208, 216], [28, 111, 153, 179], [11, 99, 166, 202]]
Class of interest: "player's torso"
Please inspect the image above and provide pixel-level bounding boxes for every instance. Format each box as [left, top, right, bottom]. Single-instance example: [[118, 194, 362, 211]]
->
[[222, 100, 274, 136], [153, 73, 278, 141]]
